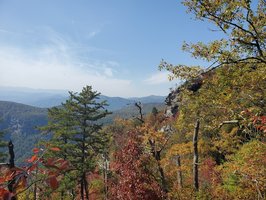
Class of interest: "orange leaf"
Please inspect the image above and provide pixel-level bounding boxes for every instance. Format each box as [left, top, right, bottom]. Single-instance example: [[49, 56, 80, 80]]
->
[[16, 176, 27, 192], [27, 155, 38, 163], [50, 147, 61, 152]]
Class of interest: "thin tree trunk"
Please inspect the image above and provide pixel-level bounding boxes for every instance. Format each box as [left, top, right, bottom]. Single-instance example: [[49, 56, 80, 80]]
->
[[81, 124, 86, 200], [158, 161, 168, 194], [81, 179, 84, 200], [33, 182, 37, 200], [149, 139, 168, 194], [84, 172, 89, 200], [176, 155, 183, 189], [155, 150, 168, 194], [8, 140, 16, 200], [60, 190, 64, 200], [103, 156, 108, 200], [136, 102, 168, 196], [193, 119, 200, 192], [71, 189, 75, 200], [8, 140, 15, 168]]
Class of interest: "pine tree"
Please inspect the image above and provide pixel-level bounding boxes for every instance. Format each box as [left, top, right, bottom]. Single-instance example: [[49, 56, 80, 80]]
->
[[41, 86, 111, 200]]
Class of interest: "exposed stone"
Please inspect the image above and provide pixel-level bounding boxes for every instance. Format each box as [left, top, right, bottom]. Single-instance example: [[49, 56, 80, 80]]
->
[[164, 75, 205, 117], [164, 88, 180, 118]]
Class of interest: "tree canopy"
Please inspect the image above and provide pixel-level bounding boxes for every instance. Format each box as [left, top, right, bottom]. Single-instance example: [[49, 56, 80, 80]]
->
[[160, 0, 266, 81]]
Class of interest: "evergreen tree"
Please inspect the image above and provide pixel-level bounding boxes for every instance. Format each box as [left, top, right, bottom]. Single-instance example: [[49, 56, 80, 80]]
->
[[152, 107, 159, 116], [41, 86, 111, 200]]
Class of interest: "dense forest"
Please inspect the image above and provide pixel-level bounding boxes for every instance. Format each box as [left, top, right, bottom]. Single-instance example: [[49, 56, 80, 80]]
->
[[0, 100, 164, 165], [0, 0, 265, 199]]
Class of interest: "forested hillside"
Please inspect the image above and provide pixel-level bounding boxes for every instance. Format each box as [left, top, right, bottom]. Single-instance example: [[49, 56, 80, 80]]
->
[[0, 0, 265, 200], [0, 101, 48, 136], [0, 101, 48, 164], [0, 101, 164, 165]]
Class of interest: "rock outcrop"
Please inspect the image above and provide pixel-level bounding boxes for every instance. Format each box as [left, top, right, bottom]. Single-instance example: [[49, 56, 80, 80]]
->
[[164, 75, 205, 117]]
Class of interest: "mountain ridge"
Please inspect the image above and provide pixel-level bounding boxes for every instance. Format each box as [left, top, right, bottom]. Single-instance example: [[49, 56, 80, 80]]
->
[[0, 86, 166, 110]]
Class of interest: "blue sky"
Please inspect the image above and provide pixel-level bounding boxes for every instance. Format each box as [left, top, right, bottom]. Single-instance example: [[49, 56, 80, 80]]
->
[[0, 0, 221, 97]]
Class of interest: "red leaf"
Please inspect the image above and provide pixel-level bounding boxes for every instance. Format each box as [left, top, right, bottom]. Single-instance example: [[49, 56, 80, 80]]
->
[[27, 163, 37, 173], [59, 160, 69, 170], [48, 176, 59, 190], [0, 188, 13, 200], [50, 147, 61, 152], [0, 177, 6, 185], [260, 116, 266, 124], [4, 170, 16, 182], [27, 155, 38, 163], [32, 148, 39, 154], [43, 158, 55, 167], [0, 188, 7, 194]]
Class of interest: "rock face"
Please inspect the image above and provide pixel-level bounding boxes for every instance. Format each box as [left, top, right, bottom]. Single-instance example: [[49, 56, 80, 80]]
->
[[164, 76, 204, 118], [165, 88, 181, 118], [186, 77, 203, 93]]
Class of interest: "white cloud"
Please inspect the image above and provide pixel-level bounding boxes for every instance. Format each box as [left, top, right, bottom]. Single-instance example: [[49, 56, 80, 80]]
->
[[87, 31, 99, 39], [0, 27, 174, 97], [0, 47, 133, 96], [144, 71, 170, 85], [0, 28, 136, 97], [104, 68, 113, 77]]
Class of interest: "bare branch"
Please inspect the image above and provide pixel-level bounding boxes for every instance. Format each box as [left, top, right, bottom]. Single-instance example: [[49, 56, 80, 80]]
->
[[245, 9, 264, 57], [14, 178, 45, 196], [219, 120, 239, 128], [200, 1, 256, 38], [158, 135, 171, 153], [134, 102, 144, 123]]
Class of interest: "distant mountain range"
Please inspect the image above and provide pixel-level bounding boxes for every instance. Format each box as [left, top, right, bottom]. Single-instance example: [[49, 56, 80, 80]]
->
[[0, 86, 166, 110], [0, 87, 166, 165]]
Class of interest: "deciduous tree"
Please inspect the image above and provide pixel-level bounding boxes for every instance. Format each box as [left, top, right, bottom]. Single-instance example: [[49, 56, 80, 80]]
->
[[109, 131, 164, 200]]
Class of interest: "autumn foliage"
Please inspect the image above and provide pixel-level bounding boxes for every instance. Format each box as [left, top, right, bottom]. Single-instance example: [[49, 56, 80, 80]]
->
[[0, 0, 265, 199], [0, 146, 69, 200], [109, 131, 164, 200]]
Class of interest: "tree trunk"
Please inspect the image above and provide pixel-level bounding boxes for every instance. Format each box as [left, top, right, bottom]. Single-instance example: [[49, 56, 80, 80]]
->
[[80, 178, 84, 200], [8, 140, 15, 168], [158, 161, 168, 194], [155, 149, 168, 194], [71, 189, 75, 200], [60, 190, 64, 200], [81, 125, 88, 200], [84, 172, 89, 200], [103, 156, 108, 200], [8, 140, 16, 200], [193, 119, 200, 192], [149, 139, 168, 194], [176, 155, 183, 189]]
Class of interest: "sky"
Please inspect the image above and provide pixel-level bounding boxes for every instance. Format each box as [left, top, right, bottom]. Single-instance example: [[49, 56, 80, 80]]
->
[[0, 0, 222, 97]]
